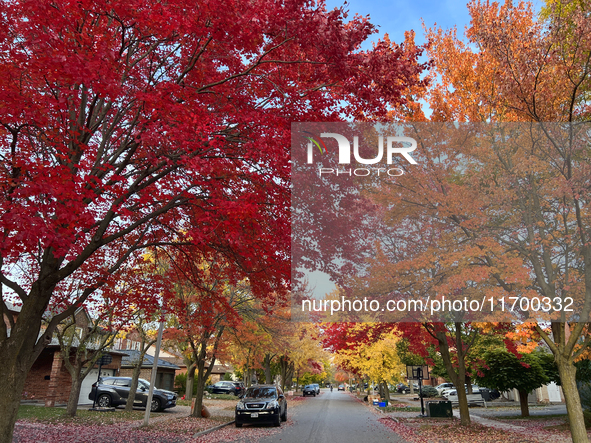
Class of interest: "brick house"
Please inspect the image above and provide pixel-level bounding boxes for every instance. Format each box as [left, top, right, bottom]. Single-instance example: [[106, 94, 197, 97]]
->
[[23, 341, 126, 406], [5, 302, 126, 406]]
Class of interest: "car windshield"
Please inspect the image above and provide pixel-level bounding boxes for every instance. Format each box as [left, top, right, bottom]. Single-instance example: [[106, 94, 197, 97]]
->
[[244, 387, 276, 399], [138, 379, 151, 390]]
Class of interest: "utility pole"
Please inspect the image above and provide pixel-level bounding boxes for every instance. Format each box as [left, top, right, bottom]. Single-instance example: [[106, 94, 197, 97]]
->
[[143, 313, 165, 426]]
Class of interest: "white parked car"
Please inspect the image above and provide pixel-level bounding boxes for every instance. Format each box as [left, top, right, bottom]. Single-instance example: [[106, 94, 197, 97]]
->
[[435, 383, 454, 395], [442, 386, 481, 399], [441, 388, 457, 398]]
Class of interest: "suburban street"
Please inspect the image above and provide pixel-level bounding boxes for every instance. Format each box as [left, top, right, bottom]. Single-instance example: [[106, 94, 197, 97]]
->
[[258, 390, 407, 443]]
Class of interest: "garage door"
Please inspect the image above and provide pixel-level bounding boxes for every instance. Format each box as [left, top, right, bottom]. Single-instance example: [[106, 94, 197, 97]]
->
[[79, 368, 115, 404]]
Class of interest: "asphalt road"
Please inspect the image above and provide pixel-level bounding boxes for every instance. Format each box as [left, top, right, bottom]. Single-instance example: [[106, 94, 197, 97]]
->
[[259, 389, 408, 443]]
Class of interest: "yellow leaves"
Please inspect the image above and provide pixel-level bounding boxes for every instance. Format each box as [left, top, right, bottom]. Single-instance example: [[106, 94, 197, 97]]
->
[[334, 331, 405, 384], [142, 251, 155, 263]]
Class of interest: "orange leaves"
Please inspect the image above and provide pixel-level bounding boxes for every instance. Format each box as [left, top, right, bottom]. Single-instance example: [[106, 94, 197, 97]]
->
[[425, 0, 591, 122], [504, 322, 542, 354]]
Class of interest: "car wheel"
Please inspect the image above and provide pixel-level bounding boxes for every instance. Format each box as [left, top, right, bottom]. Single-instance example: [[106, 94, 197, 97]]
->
[[235, 422, 243, 428], [313, 392, 316, 397], [97, 394, 111, 408], [274, 414, 281, 427], [150, 398, 161, 412], [281, 406, 287, 422]]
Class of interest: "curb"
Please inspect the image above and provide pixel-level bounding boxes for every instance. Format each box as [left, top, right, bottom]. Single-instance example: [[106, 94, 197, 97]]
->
[[192, 419, 235, 438]]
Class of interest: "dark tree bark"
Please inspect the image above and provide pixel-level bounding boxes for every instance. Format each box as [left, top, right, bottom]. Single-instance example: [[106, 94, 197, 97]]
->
[[190, 326, 224, 418], [185, 362, 197, 401], [518, 390, 530, 417], [263, 353, 273, 384], [125, 335, 157, 412]]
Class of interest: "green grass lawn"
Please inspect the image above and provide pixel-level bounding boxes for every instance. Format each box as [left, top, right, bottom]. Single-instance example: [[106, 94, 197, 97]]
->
[[17, 405, 164, 424]]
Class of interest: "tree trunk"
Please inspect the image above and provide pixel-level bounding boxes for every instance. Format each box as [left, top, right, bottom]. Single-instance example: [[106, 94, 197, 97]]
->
[[435, 323, 470, 426], [66, 373, 83, 416], [125, 361, 143, 411], [557, 357, 588, 443], [455, 387, 470, 425], [0, 288, 54, 443], [382, 382, 391, 402], [191, 356, 217, 418], [286, 362, 294, 389], [185, 363, 196, 401], [263, 353, 273, 384], [191, 359, 207, 418], [190, 325, 224, 418], [279, 355, 290, 391], [466, 376, 473, 395], [518, 390, 530, 417], [62, 357, 89, 418], [0, 360, 31, 443]]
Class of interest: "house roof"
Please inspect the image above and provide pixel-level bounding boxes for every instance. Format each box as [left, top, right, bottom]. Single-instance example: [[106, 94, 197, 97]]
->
[[208, 364, 232, 374], [160, 356, 186, 367], [121, 349, 180, 370]]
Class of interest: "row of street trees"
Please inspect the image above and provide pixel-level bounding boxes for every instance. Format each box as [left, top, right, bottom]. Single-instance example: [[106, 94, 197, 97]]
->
[[318, 2, 591, 442]]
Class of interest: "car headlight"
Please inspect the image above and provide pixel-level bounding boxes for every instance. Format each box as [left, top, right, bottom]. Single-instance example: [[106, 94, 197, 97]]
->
[[266, 401, 279, 410], [236, 403, 246, 410]]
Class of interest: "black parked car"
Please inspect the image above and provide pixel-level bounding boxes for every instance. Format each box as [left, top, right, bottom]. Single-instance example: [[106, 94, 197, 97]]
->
[[302, 385, 316, 396], [235, 385, 287, 427], [207, 381, 244, 396], [398, 383, 419, 393], [88, 377, 177, 412]]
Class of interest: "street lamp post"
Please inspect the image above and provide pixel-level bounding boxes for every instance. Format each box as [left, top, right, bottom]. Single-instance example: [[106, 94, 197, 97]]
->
[[414, 367, 426, 417], [406, 365, 429, 418]]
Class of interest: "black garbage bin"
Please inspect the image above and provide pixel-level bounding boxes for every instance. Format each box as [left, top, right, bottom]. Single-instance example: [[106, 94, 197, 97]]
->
[[427, 400, 453, 418], [480, 388, 491, 401]]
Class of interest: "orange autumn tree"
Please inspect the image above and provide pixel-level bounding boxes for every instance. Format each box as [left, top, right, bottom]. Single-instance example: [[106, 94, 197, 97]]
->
[[405, 1, 591, 441], [343, 124, 530, 426]]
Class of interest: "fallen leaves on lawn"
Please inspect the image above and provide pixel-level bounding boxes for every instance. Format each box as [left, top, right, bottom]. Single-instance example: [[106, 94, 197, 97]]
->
[[13, 421, 188, 443], [379, 417, 543, 443], [14, 415, 230, 442]]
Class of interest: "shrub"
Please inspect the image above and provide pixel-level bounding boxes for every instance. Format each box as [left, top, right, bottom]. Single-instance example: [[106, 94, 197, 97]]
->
[[418, 386, 438, 398]]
